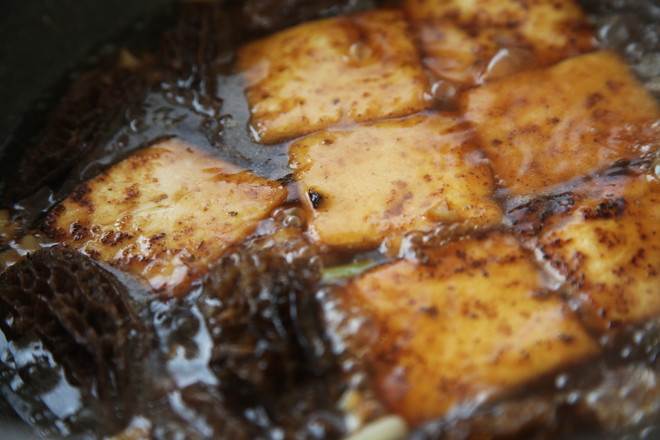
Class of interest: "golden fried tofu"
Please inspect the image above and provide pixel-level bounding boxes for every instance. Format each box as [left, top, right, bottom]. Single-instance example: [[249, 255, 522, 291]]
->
[[289, 114, 502, 248], [404, 0, 583, 23], [509, 170, 660, 331], [42, 138, 287, 295], [462, 51, 660, 196], [403, 0, 595, 87], [237, 9, 429, 144], [339, 232, 599, 425]]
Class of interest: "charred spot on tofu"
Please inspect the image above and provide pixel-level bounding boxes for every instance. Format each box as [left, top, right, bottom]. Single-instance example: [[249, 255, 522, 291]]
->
[[402, 0, 596, 88], [41, 138, 287, 295], [288, 114, 502, 248], [337, 232, 599, 425], [509, 169, 660, 331], [237, 9, 429, 144], [462, 50, 660, 196]]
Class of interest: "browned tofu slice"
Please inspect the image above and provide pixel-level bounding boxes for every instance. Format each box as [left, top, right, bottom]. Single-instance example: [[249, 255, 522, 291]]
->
[[404, 0, 588, 24], [42, 138, 287, 295], [462, 51, 660, 196], [509, 170, 660, 331], [289, 114, 502, 248], [237, 9, 429, 144], [339, 232, 599, 425], [402, 0, 596, 87]]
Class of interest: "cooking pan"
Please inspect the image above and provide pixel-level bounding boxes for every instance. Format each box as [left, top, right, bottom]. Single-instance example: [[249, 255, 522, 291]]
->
[[0, 0, 175, 190], [0, 0, 658, 439]]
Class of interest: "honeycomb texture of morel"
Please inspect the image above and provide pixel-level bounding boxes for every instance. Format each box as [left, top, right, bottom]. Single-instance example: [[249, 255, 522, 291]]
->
[[198, 245, 345, 437], [178, 384, 256, 440], [0, 246, 147, 426], [159, 2, 235, 99], [2, 69, 149, 207]]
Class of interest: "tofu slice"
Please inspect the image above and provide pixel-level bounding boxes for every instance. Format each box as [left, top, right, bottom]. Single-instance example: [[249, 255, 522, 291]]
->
[[404, 0, 588, 24], [509, 171, 660, 331], [289, 114, 502, 248], [402, 0, 596, 87], [41, 138, 287, 295], [237, 9, 429, 144], [338, 232, 599, 425], [462, 51, 660, 196]]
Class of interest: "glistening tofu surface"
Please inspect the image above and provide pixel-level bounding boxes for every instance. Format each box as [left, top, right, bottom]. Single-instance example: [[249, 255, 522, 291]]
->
[[237, 9, 429, 144], [288, 114, 502, 248], [462, 50, 660, 196], [338, 232, 599, 425], [403, 0, 591, 24], [509, 169, 660, 331], [42, 138, 287, 295], [402, 0, 596, 87]]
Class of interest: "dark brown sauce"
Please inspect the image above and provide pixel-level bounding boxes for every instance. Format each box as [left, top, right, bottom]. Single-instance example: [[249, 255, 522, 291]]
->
[[0, 1, 659, 439]]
